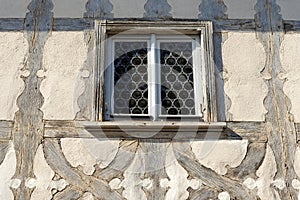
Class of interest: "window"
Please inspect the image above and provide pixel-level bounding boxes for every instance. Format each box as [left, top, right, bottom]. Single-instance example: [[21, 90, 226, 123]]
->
[[97, 20, 217, 122]]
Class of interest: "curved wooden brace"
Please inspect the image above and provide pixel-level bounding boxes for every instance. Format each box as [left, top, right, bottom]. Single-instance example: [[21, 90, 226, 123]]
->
[[94, 139, 139, 181], [43, 138, 124, 200], [172, 141, 258, 199], [226, 142, 267, 180], [0, 141, 9, 165]]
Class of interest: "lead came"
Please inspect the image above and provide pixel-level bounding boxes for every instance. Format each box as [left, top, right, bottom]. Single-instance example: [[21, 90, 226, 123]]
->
[[113, 42, 148, 115], [160, 42, 195, 115]]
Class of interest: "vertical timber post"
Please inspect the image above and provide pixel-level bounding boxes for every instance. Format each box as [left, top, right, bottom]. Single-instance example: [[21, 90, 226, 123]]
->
[[11, 0, 53, 199]]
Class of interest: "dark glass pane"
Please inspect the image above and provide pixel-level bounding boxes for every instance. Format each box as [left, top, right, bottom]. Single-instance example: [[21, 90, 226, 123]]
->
[[113, 42, 148, 115], [138, 99, 148, 108], [128, 99, 136, 108], [160, 42, 195, 115]]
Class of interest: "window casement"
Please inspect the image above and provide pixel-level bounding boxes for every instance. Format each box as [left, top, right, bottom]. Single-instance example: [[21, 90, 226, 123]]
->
[[104, 34, 203, 121], [96, 20, 218, 123]]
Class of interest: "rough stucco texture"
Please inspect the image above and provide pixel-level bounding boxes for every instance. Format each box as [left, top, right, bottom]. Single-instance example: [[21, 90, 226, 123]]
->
[[281, 33, 300, 123], [41, 31, 88, 120], [0, 32, 27, 120], [223, 32, 267, 121], [61, 138, 120, 175], [0, 142, 16, 200], [255, 144, 279, 199], [191, 140, 248, 175], [31, 145, 68, 200]]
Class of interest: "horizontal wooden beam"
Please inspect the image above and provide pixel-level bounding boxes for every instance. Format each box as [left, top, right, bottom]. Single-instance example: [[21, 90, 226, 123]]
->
[[44, 120, 268, 141], [1, 18, 300, 32]]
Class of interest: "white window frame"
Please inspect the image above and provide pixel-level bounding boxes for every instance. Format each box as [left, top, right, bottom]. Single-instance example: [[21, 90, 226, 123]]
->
[[105, 36, 150, 119], [156, 35, 203, 119], [96, 20, 217, 122], [104, 34, 204, 120]]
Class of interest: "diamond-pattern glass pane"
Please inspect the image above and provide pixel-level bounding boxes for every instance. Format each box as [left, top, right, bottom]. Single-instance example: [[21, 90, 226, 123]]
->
[[113, 42, 148, 115], [160, 42, 195, 115]]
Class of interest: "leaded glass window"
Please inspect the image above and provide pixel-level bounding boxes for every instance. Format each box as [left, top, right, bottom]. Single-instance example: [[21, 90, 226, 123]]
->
[[160, 42, 195, 115], [113, 42, 148, 115], [104, 34, 203, 120]]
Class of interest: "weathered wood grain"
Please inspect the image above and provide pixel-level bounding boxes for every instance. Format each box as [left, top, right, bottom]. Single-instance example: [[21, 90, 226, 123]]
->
[[255, 0, 298, 199], [226, 142, 266, 180], [199, 0, 229, 122], [226, 122, 267, 142], [0, 19, 23, 31], [0, 141, 10, 166], [53, 18, 92, 31], [0, 121, 13, 140], [53, 186, 83, 200], [284, 20, 300, 32], [75, 0, 114, 121], [296, 123, 300, 141], [11, 0, 53, 199], [188, 186, 218, 200], [84, 0, 113, 19], [214, 32, 228, 121], [173, 141, 258, 199], [1, 17, 300, 33], [199, 0, 227, 20], [215, 19, 256, 32], [95, 140, 138, 181], [3, 18, 300, 33], [144, 0, 172, 19], [43, 138, 124, 200], [44, 120, 268, 142], [140, 139, 169, 200], [96, 20, 107, 121]]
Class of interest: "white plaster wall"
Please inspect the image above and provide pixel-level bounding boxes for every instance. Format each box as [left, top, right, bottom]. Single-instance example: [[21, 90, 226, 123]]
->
[[111, 0, 146, 18], [0, 32, 27, 120], [61, 138, 120, 175], [169, 0, 199, 19], [41, 31, 88, 120], [163, 145, 200, 200], [294, 146, 300, 179], [31, 145, 68, 200], [52, 0, 87, 18], [191, 140, 248, 175], [255, 145, 280, 199], [0, 141, 16, 200], [224, 0, 256, 19], [122, 148, 148, 200], [223, 32, 267, 121], [281, 33, 300, 123]]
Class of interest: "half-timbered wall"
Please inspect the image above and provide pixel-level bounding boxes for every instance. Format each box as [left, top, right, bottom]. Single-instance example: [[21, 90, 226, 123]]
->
[[1, 0, 300, 199]]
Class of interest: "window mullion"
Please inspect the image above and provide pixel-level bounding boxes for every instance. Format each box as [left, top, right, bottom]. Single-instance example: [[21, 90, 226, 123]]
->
[[149, 34, 157, 120]]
